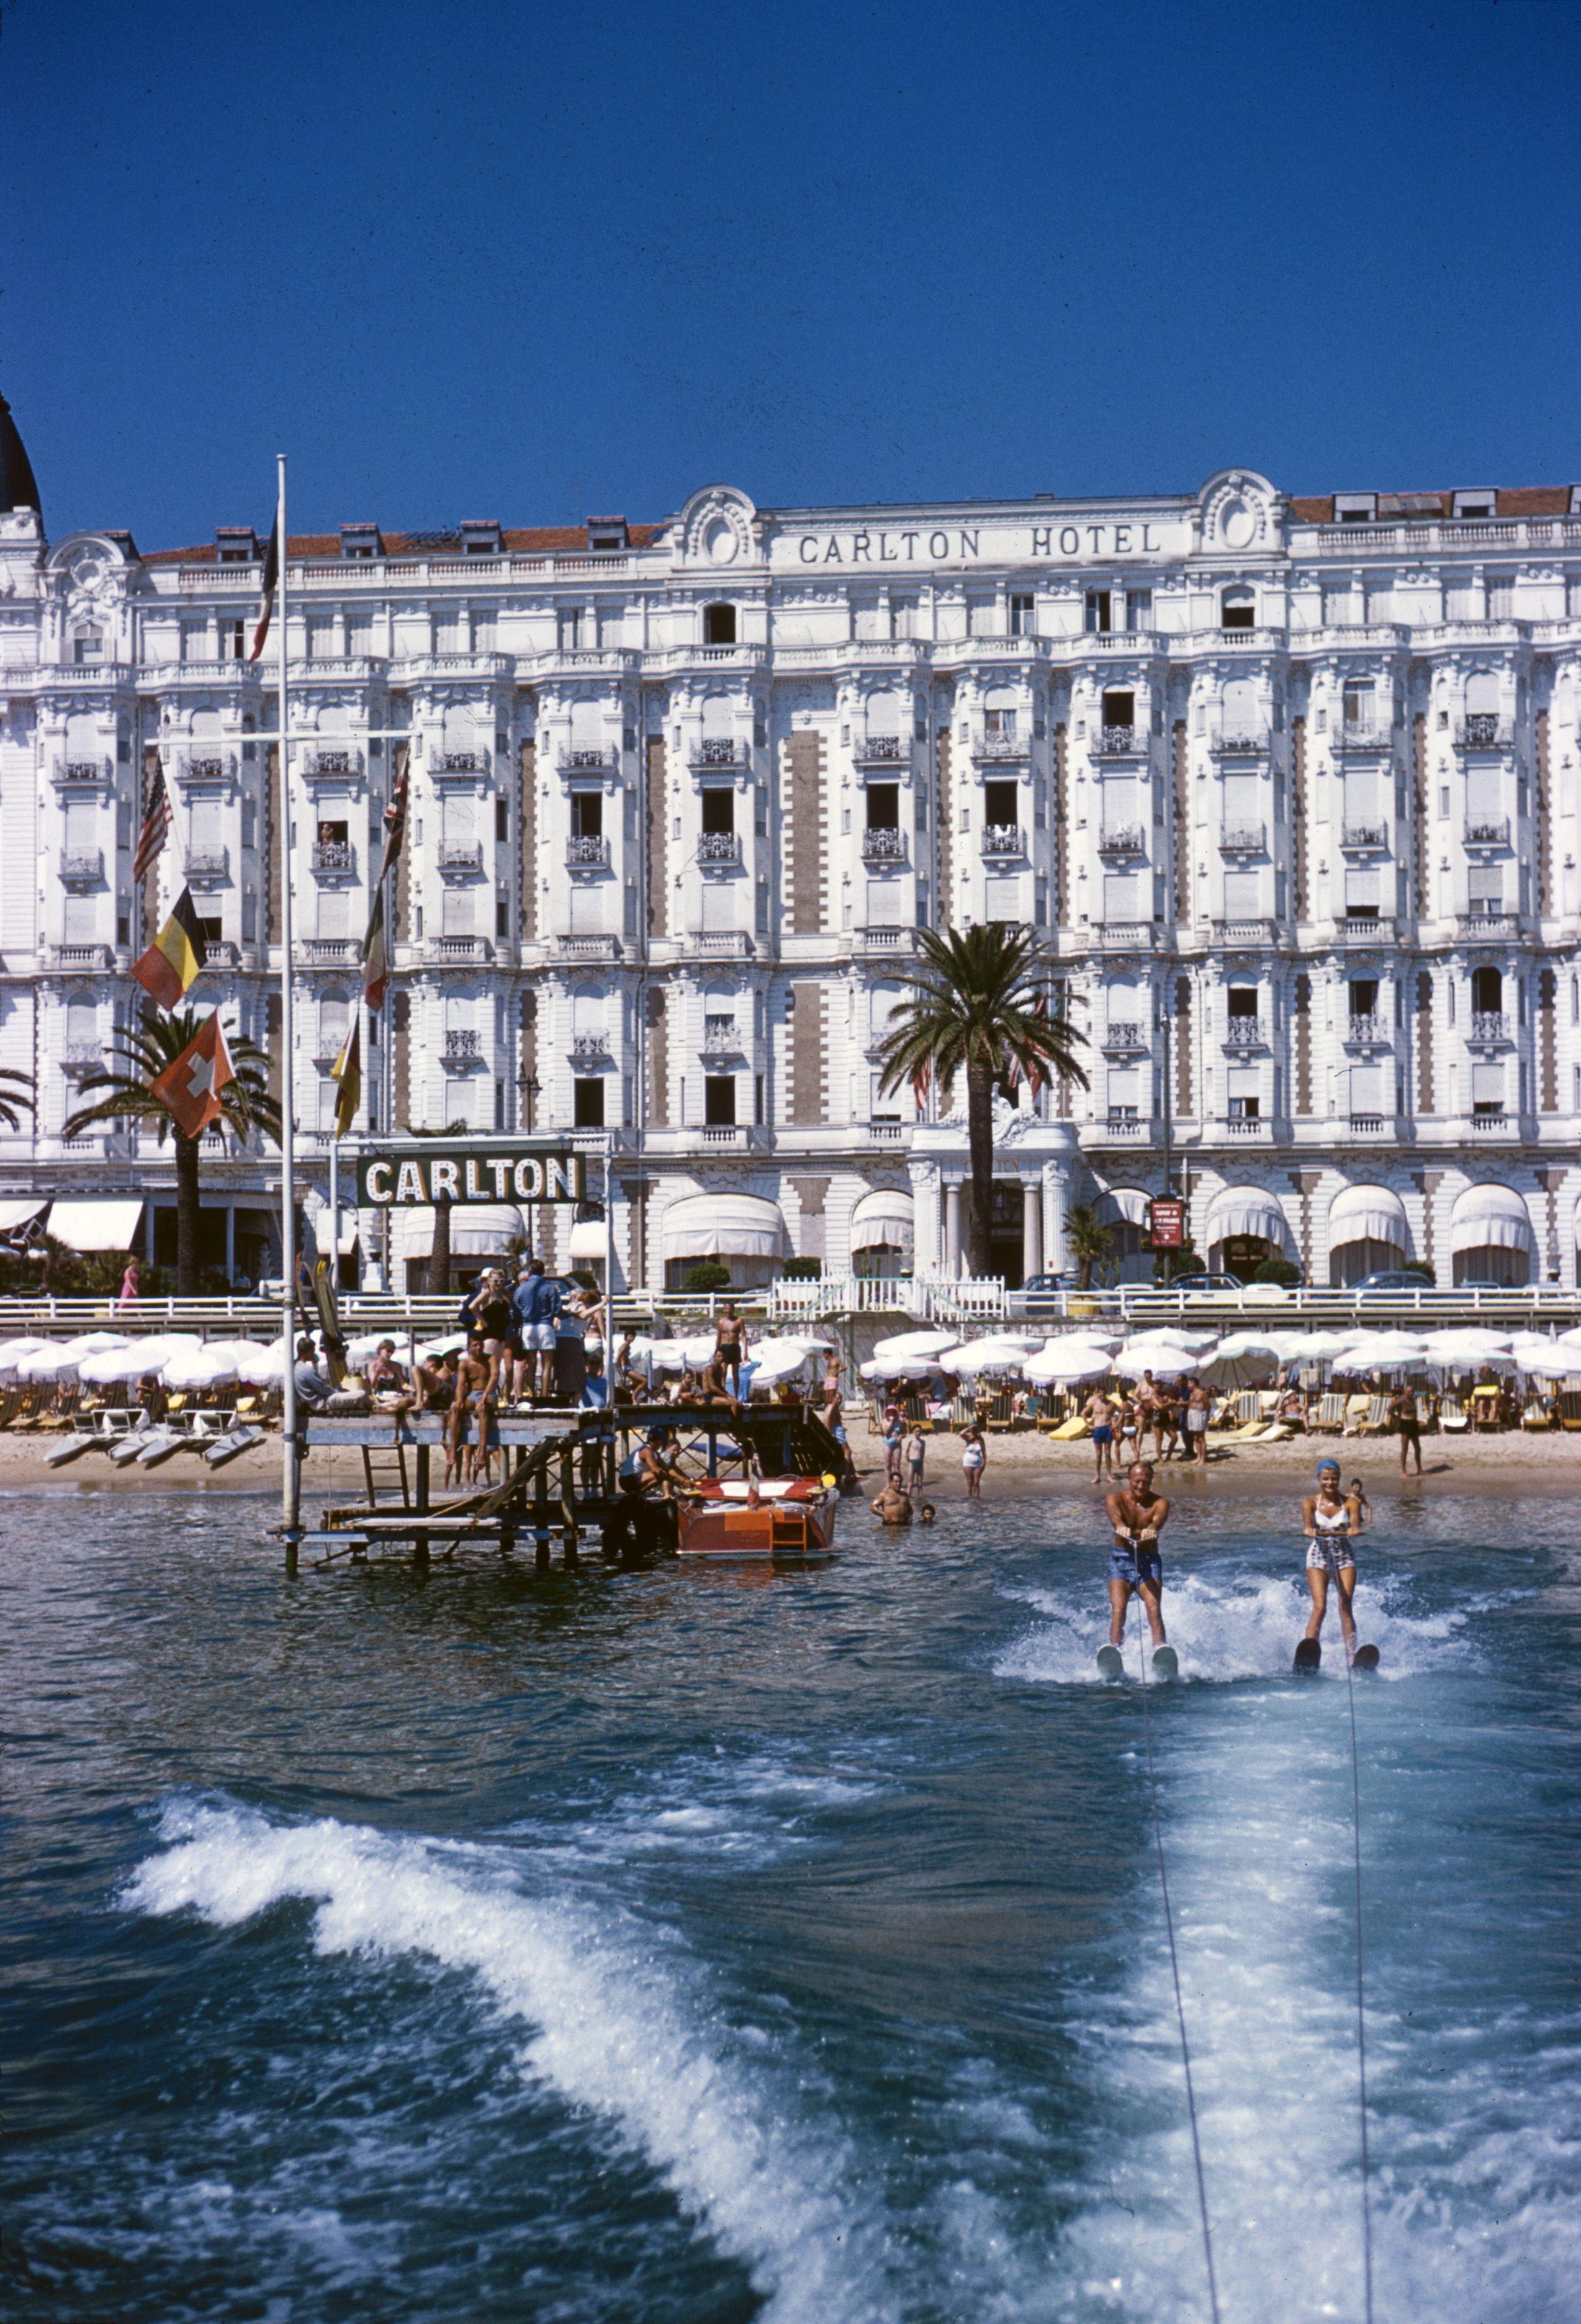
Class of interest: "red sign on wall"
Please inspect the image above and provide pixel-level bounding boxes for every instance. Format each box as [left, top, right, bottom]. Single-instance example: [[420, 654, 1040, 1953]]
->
[[1149, 1198, 1186, 1250]]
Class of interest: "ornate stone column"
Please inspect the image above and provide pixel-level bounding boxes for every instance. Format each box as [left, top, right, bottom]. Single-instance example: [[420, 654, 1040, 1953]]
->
[[1022, 1180, 1043, 1279], [945, 1181, 962, 1278]]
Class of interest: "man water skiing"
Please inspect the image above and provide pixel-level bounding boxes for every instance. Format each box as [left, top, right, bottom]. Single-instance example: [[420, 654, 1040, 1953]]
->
[[1099, 1460, 1176, 1679]]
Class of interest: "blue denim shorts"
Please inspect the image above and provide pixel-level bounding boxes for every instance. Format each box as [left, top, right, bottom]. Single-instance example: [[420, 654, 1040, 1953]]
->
[[1110, 1541, 1163, 1587]]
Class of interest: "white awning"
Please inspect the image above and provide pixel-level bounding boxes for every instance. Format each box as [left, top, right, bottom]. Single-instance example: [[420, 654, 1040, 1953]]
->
[[567, 1218, 611, 1261], [1202, 1184, 1290, 1249], [314, 1209, 359, 1256], [1450, 1183, 1534, 1255], [47, 1199, 143, 1253], [849, 1187, 914, 1250], [1327, 1182, 1407, 1250], [659, 1192, 787, 1262], [396, 1204, 525, 1259], [0, 1199, 47, 1235], [1095, 1187, 1150, 1226]]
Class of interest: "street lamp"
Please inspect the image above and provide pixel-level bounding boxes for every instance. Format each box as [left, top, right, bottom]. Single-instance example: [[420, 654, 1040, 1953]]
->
[[517, 1071, 541, 1132]]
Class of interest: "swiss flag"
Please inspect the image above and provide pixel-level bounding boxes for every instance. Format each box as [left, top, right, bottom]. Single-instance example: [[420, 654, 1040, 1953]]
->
[[151, 1012, 235, 1140]]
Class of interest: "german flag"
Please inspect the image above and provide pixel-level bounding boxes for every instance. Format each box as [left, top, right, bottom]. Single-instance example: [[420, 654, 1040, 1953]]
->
[[131, 887, 208, 1010]]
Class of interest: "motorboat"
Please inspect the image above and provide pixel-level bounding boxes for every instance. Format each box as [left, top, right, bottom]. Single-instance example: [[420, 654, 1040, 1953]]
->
[[675, 1473, 840, 1561]]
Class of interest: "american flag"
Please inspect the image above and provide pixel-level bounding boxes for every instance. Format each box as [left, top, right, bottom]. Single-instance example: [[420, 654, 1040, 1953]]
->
[[131, 752, 171, 880]]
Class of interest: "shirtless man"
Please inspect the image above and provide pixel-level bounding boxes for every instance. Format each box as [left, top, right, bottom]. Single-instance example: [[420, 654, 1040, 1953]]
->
[[1103, 1460, 1172, 1651], [448, 1333, 495, 1487], [870, 1480, 914, 1526], [1084, 1386, 1117, 1483]]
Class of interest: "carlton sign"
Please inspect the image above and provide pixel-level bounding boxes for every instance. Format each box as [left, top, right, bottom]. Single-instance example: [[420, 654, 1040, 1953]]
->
[[356, 1142, 587, 1208]]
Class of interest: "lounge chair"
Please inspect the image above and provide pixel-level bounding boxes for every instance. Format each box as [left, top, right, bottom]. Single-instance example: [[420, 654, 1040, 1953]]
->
[[1558, 1390, 1581, 1431], [1415, 1392, 1435, 1431], [1341, 1392, 1372, 1434], [1357, 1395, 1392, 1436], [1521, 1396, 1554, 1431], [1471, 1387, 1503, 1432], [1438, 1395, 1469, 1433], [1047, 1414, 1090, 1441], [1311, 1392, 1347, 1434]]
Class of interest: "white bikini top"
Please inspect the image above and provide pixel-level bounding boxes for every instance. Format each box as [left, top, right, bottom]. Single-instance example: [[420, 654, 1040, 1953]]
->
[[1314, 1500, 1351, 1533]]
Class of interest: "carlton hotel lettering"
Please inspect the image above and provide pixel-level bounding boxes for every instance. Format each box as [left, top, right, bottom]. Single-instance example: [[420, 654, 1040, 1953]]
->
[[3, 428, 1581, 1299], [790, 521, 1173, 565]]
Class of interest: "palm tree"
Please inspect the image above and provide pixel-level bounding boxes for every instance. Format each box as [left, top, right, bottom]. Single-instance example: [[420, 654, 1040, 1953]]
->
[[63, 1009, 281, 1294], [875, 924, 1088, 1277], [1066, 1202, 1112, 1291], [0, 1066, 35, 1132]]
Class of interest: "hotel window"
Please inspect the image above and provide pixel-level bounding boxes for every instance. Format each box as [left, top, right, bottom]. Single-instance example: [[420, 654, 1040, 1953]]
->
[[1486, 572, 1515, 618], [984, 706, 1016, 738], [570, 791, 603, 839], [573, 1078, 606, 1128], [1125, 588, 1152, 631], [704, 1074, 736, 1125], [700, 787, 734, 836], [1220, 588, 1255, 631], [703, 603, 737, 645], [865, 783, 899, 832], [1084, 588, 1112, 634], [179, 623, 206, 662], [73, 629, 104, 665], [223, 619, 246, 660], [1009, 593, 1035, 636]]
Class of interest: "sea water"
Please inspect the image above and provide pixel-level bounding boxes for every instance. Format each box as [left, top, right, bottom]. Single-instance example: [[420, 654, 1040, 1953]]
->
[[1, 1486, 1576, 2322]]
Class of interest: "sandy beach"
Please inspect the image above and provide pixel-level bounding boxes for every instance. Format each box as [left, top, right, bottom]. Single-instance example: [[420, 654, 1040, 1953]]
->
[[2, 1421, 1575, 1501]]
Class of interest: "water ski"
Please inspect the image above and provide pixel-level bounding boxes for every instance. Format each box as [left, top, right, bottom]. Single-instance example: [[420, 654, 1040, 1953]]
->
[[1352, 1644, 1381, 1672], [1293, 1637, 1322, 1674], [1151, 1644, 1179, 1680], [1096, 1644, 1125, 1683]]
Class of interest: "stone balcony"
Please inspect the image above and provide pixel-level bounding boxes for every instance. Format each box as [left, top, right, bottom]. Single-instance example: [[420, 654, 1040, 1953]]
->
[[1463, 818, 1511, 849], [557, 747, 618, 775], [1220, 824, 1266, 855], [554, 934, 623, 960], [1223, 1017, 1270, 1049], [1467, 1011, 1512, 1046], [437, 843, 484, 877], [311, 840, 356, 876], [1334, 724, 1395, 754], [184, 847, 230, 886], [1341, 822, 1389, 850], [58, 850, 104, 886], [1097, 824, 1146, 857], [53, 758, 112, 786], [971, 731, 1030, 763], [1101, 1022, 1149, 1055], [1206, 729, 1271, 757], [443, 1029, 485, 1063], [689, 738, 750, 770], [1092, 724, 1146, 757], [570, 1032, 611, 1061], [1343, 1014, 1390, 1047], [1455, 717, 1515, 752], [850, 735, 908, 766]]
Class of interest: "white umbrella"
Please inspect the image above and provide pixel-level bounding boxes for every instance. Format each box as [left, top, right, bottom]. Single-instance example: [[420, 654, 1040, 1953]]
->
[[120, 1333, 204, 1370], [1336, 1332, 1426, 1373], [56, 1331, 133, 1360], [860, 1356, 945, 1383], [163, 1347, 240, 1390], [742, 1338, 818, 1386], [78, 1344, 160, 1385], [1129, 1324, 1218, 1350], [1199, 1334, 1283, 1387], [18, 1346, 79, 1380], [234, 1340, 287, 1384], [871, 1329, 959, 1359], [1286, 1330, 1363, 1360], [937, 1336, 1032, 1376], [1024, 1341, 1112, 1385], [1508, 1336, 1579, 1378], [1114, 1346, 1198, 1379], [0, 1335, 52, 1375], [1420, 1330, 1513, 1368]]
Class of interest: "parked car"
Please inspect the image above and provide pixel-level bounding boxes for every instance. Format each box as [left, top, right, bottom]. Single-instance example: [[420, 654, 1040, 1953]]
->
[[1006, 1271, 1071, 1317], [1352, 1268, 1433, 1294], [1164, 1271, 1292, 1307]]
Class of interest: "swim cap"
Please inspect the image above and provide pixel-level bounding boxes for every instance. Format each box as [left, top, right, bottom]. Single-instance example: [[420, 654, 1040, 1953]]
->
[[1315, 1458, 1341, 1480]]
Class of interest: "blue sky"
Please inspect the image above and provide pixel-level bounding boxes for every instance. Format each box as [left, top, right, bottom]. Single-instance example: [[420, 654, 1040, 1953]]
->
[[4, 0, 1577, 543]]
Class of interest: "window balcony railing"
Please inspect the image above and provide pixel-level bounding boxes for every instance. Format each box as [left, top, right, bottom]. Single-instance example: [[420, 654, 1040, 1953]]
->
[[852, 734, 906, 764], [1459, 910, 1513, 935], [307, 749, 360, 778], [559, 747, 616, 773], [1099, 922, 1159, 948], [1344, 1014, 1389, 1045], [1467, 1012, 1511, 1044], [1103, 1112, 1147, 1138], [443, 1029, 484, 1060], [698, 831, 742, 863], [1349, 1115, 1389, 1134], [433, 934, 492, 960], [1455, 717, 1514, 750], [1211, 919, 1276, 944], [59, 850, 104, 885], [60, 1045, 104, 1081], [973, 731, 1030, 761], [867, 1120, 907, 1143], [438, 751, 484, 774], [1469, 1110, 1513, 1133], [1224, 1017, 1269, 1048], [1102, 1022, 1148, 1053], [303, 938, 359, 962], [1094, 724, 1143, 757], [1336, 723, 1392, 752], [1098, 824, 1146, 857], [311, 839, 355, 874], [1463, 818, 1510, 847], [701, 1124, 747, 1146], [437, 842, 484, 875], [567, 834, 611, 867], [1341, 822, 1389, 849], [861, 827, 906, 862], [180, 755, 230, 783], [184, 847, 230, 885], [1220, 824, 1266, 854], [691, 737, 748, 768], [701, 1027, 742, 1056], [52, 944, 113, 969], [570, 1032, 610, 1061], [1207, 730, 1270, 757], [1339, 914, 1391, 940], [56, 759, 110, 785], [981, 824, 1025, 857], [555, 934, 623, 959], [1223, 1115, 1271, 1138]]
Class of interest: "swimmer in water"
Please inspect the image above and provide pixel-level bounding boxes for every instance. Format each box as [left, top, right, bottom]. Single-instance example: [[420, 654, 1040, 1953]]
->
[[1104, 1459, 1171, 1649], [1301, 1460, 1367, 1661]]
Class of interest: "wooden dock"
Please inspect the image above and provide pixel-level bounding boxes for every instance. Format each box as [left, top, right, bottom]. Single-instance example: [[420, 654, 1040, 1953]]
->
[[292, 1401, 843, 1574]]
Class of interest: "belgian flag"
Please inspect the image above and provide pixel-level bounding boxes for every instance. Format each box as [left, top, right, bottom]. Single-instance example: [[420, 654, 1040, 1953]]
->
[[132, 887, 208, 1010]]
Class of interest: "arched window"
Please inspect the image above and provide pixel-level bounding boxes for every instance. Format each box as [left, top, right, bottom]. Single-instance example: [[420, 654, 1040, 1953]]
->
[[703, 603, 737, 646], [1471, 965, 1503, 1017]]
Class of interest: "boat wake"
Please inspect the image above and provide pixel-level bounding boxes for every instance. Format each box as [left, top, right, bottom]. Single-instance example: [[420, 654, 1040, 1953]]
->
[[125, 1793, 891, 2324]]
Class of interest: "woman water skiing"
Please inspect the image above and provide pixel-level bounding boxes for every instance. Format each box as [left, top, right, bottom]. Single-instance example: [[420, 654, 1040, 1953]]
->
[[1299, 1459, 1367, 1665]]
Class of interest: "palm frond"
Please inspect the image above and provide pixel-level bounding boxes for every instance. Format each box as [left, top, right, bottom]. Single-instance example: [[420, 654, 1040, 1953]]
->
[[62, 1008, 282, 1146], [873, 922, 1088, 1102]]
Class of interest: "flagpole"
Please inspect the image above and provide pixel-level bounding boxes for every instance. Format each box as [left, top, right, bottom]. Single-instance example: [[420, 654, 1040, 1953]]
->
[[276, 453, 300, 1561]]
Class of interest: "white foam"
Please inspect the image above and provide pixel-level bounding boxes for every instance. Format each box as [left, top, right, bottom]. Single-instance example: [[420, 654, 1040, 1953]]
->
[[996, 1567, 1475, 1687], [125, 1798, 890, 2324]]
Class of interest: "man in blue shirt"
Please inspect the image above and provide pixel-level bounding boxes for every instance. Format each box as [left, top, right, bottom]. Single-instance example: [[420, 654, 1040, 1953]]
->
[[513, 1258, 562, 1402]]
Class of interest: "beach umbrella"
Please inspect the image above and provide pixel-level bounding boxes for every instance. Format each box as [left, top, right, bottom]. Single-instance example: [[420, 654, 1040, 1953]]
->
[[937, 1336, 1031, 1376], [742, 1338, 818, 1385], [0, 1336, 53, 1375], [233, 1340, 287, 1384], [1507, 1336, 1579, 1378], [18, 1345, 79, 1380], [1114, 1346, 1198, 1379], [1335, 1332, 1426, 1374], [1199, 1334, 1284, 1387], [163, 1346, 240, 1390], [78, 1344, 159, 1385], [1286, 1330, 1363, 1359], [871, 1329, 960, 1359], [859, 1356, 944, 1383], [413, 1333, 469, 1362], [56, 1331, 133, 1360], [1024, 1341, 1112, 1384], [1129, 1324, 1218, 1350], [1420, 1330, 1513, 1369]]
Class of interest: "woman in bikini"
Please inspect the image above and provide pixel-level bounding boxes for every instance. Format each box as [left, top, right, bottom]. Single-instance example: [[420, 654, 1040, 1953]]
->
[[1300, 1460, 1367, 1662]]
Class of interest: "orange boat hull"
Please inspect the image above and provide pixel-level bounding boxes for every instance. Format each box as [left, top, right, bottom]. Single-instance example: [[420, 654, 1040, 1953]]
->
[[675, 1485, 839, 1561]]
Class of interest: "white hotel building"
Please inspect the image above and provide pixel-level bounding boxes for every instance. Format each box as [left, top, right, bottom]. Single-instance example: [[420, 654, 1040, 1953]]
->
[[4, 409, 1581, 1294]]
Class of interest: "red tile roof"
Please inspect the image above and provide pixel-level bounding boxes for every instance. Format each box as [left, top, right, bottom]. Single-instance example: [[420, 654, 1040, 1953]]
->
[[143, 521, 668, 565], [1287, 487, 1575, 523]]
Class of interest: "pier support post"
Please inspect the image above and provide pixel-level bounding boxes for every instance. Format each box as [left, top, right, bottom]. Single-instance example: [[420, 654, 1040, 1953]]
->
[[535, 1457, 551, 1571], [561, 1443, 579, 1569], [413, 1442, 431, 1573]]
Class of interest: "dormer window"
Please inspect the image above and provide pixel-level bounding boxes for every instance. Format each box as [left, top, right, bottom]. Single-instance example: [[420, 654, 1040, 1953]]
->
[[1333, 493, 1377, 525], [215, 526, 258, 564], [1452, 490, 1496, 520], [340, 523, 384, 561], [588, 514, 629, 550], [460, 520, 502, 556]]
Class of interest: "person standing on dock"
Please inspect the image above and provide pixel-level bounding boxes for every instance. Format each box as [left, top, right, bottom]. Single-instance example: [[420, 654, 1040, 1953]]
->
[[713, 1302, 749, 1397], [514, 1259, 562, 1403], [448, 1335, 497, 1487]]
